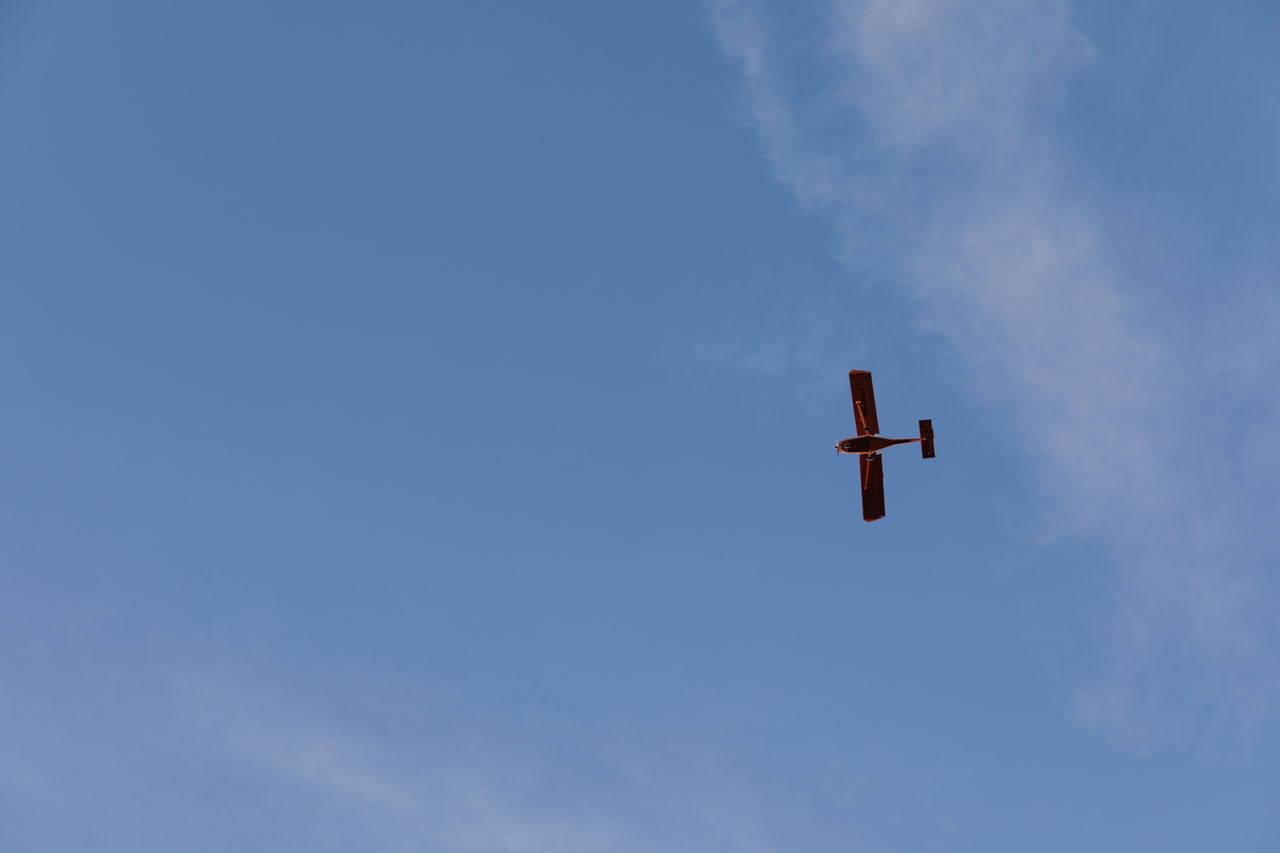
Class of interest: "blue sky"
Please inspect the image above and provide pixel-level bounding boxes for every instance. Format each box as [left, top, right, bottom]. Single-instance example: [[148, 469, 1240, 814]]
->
[[2, 1, 1277, 850]]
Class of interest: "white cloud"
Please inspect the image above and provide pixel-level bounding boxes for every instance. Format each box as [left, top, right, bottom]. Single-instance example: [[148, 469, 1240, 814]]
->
[[172, 674, 782, 853], [690, 312, 829, 380], [830, 0, 1091, 153], [709, 0, 1276, 749]]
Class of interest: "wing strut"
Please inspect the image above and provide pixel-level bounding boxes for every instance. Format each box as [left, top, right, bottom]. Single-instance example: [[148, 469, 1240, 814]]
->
[[859, 453, 886, 522], [849, 370, 880, 435]]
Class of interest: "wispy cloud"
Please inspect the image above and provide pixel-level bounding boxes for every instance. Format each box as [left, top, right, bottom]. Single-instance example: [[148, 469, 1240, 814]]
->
[[690, 312, 828, 378], [172, 674, 781, 853], [709, 0, 1277, 749]]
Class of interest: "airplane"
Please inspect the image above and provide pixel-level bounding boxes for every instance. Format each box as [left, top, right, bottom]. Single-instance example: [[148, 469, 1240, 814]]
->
[[836, 370, 934, 522]]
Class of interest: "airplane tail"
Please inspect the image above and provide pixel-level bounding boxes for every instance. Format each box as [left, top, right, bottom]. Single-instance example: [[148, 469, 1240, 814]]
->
[[919, 419, 935, 458]]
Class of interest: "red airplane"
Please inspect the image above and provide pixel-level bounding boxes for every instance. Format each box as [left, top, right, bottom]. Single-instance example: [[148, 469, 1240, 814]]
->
[[836, 370, 934, 522]]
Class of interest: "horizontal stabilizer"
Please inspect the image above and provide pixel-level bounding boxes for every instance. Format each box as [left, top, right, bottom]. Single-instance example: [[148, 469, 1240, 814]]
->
[[919, 419, 935, 459]]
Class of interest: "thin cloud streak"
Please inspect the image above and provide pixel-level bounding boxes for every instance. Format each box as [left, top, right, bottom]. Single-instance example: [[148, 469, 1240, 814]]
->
[[690, 313, 829, 379], [709, 0, 1275, 748], [173, 674, 782, 853]]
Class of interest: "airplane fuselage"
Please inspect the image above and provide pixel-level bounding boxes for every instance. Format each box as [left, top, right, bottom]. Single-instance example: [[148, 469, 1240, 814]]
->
[[836, 435, 921, 455]]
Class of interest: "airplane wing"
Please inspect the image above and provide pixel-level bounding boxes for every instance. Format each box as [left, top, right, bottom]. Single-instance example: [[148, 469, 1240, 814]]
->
[[859, 453, 886, 522], [849, 370, 880, 435]]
